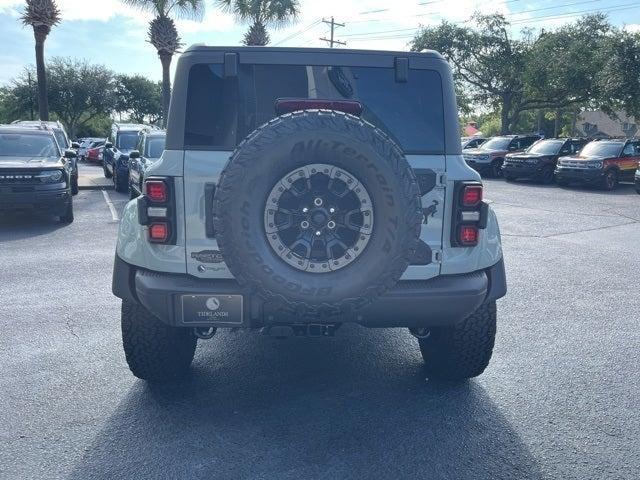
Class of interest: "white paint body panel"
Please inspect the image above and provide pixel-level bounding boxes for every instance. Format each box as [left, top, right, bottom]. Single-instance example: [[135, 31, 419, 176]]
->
[[115, 150, 503, 278]]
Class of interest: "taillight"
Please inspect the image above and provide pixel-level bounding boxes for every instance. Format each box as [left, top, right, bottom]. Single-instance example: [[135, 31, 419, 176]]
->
[[146, 180, 168, 203], [139, 177, 176, 245], [458, 225, 479, 246], [461, 185, 483, 207], [148, 222, 169, 243], [451, 182, 486, 248]]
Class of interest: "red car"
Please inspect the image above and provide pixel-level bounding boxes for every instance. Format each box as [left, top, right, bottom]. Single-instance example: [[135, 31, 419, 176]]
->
[[86, 145, 104, 163]]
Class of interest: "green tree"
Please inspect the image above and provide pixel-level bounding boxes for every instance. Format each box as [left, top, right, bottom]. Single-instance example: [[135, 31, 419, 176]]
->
[[115, 75, 162, 124], [598, 30, 640, 120], [122, 0, 205, 127], [217, 0, 300, 46], [0, 69, 39, 122], [20, 0, 61, 121], [412, 14, 531, 134], [523, 15, 612, 130], [45, 58, 116, 137]]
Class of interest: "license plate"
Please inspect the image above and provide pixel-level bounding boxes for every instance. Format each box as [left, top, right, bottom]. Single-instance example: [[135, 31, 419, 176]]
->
[[181, 294, 243, 325]]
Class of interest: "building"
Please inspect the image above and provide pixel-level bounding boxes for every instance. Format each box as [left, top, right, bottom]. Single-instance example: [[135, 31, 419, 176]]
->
[[576, 111, 637, 138]]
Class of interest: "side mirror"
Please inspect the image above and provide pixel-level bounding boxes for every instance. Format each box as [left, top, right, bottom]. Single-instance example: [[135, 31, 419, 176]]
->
[[64, 149, 77, 159], [71, 142, 80, 149], [105, 142, 113, 149], [129, 150, 141, 159]]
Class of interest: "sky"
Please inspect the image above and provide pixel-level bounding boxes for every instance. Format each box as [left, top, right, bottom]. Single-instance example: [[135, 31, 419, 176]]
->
[[1, 0, 639, 85]]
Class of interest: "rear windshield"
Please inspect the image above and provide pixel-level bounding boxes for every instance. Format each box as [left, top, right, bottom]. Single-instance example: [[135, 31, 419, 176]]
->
[[184, 63, 445, 154], [146, 136, 166, 159], [0, 133, 60, 157], [117, 132, 140, 150]]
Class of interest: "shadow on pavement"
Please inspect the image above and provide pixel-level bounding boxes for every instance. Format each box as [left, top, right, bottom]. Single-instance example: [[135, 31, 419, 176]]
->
[[0, 212, 66, 240], [69, 327, 543, 480]]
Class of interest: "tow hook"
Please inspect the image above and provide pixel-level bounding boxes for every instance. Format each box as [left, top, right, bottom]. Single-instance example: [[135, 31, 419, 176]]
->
[[409, 328, 431, 339], [194, 327, 217, 340]]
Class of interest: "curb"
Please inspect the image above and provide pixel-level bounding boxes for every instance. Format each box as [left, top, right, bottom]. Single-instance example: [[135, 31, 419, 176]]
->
[[78, 185, 114, 191]]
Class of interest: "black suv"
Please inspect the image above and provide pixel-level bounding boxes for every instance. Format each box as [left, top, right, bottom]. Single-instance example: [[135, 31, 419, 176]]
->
[[502, 138, 588, 184], [128, 130, 166, 199], [0, 125, 75, 223], [103, 123, 156, 192], [12, 120, 79, 194]]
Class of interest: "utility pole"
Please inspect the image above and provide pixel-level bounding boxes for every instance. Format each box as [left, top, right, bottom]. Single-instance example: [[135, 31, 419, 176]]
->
[[320, 17, 346, 48]]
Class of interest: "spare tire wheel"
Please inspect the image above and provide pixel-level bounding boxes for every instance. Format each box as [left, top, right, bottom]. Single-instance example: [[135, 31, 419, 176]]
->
[[213, 110, 422, 318]]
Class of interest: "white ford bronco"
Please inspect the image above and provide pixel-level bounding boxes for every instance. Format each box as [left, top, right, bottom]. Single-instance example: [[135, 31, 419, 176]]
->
[[112, 46, 506, 383]]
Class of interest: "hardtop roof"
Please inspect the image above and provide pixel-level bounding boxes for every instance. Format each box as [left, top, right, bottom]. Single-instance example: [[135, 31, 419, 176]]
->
[[0, 125, 56, 136], [184, 45, 443, 59]]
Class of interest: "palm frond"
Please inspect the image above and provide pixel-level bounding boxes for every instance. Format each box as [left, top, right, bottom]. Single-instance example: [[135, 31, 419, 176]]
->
[[121, 0, 204, 21], [21, 0, 61, 28], [148, 15, 183, 54], [216, 0, 299, 28]]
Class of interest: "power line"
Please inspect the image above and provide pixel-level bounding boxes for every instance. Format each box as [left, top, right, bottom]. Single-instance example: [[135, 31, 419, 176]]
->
[[343, 0, 610, 38], [344, 0, 639, 41], [319, 17, 346, 47], [272, 19, 322, 46]]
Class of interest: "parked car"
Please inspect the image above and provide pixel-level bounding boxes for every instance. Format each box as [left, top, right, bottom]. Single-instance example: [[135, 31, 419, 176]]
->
[[555, 138, 640, 190], [461, 136, 486, 150], [502, 138, 588, 184], [86, 145, 105, 163], [103, 123, 157, 192], [12, 120, 79, 194], [463, 134, 541, 177], [112, 46, 506, 383], [128, 130, 166, 199], [0, 124, 75, 223], [79, 138, 105, 161]]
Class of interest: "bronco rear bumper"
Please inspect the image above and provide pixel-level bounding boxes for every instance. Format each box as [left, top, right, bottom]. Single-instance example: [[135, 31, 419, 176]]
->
[[113, 255, 507, 329]]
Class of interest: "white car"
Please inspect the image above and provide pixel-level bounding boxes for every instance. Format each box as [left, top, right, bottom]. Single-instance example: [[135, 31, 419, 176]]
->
[[112, 46, 506, 384]]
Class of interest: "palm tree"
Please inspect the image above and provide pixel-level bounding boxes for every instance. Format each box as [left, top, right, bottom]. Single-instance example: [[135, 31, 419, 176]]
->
[[21, 0, 61, 121], [123, 0, 205, 127], [217, 0, 300, 46]]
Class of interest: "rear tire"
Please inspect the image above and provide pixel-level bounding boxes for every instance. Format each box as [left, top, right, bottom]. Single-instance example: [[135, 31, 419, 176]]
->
[[491, 159, 504, 178], [556, 179, 569, 187], [601, 170, 618, 191], [540, 166, 555, 185], [418, 302, 497, 381], [103, 162, 112, 179], [114, 169, 128, 193], [59, 200, 74, 224], [121, 300, 197, 382], [71, 174, 79, 195]]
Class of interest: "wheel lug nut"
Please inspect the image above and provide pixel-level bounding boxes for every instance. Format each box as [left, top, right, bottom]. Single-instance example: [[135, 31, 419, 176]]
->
[[327, 221, 336, 229], [314, 198, 323, 207], [301, 221, 309, 229]]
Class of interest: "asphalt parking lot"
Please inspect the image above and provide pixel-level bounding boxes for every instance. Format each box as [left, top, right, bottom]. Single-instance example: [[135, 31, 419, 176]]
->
[[0, 165, 639, 480]]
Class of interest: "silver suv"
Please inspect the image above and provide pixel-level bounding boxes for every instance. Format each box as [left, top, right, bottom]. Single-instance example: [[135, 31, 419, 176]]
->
[[112, 46, 506, 383]]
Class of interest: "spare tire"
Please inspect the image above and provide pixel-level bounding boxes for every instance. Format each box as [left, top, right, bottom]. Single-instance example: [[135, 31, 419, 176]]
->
[[213, 110, 422, 318]]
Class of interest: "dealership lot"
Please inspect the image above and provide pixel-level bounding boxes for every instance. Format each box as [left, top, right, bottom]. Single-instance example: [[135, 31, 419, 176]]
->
[[0, 166, 639, 480]]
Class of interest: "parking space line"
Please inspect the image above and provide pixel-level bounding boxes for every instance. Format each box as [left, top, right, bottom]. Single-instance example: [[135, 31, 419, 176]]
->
[[102, 190, 120, 222]]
